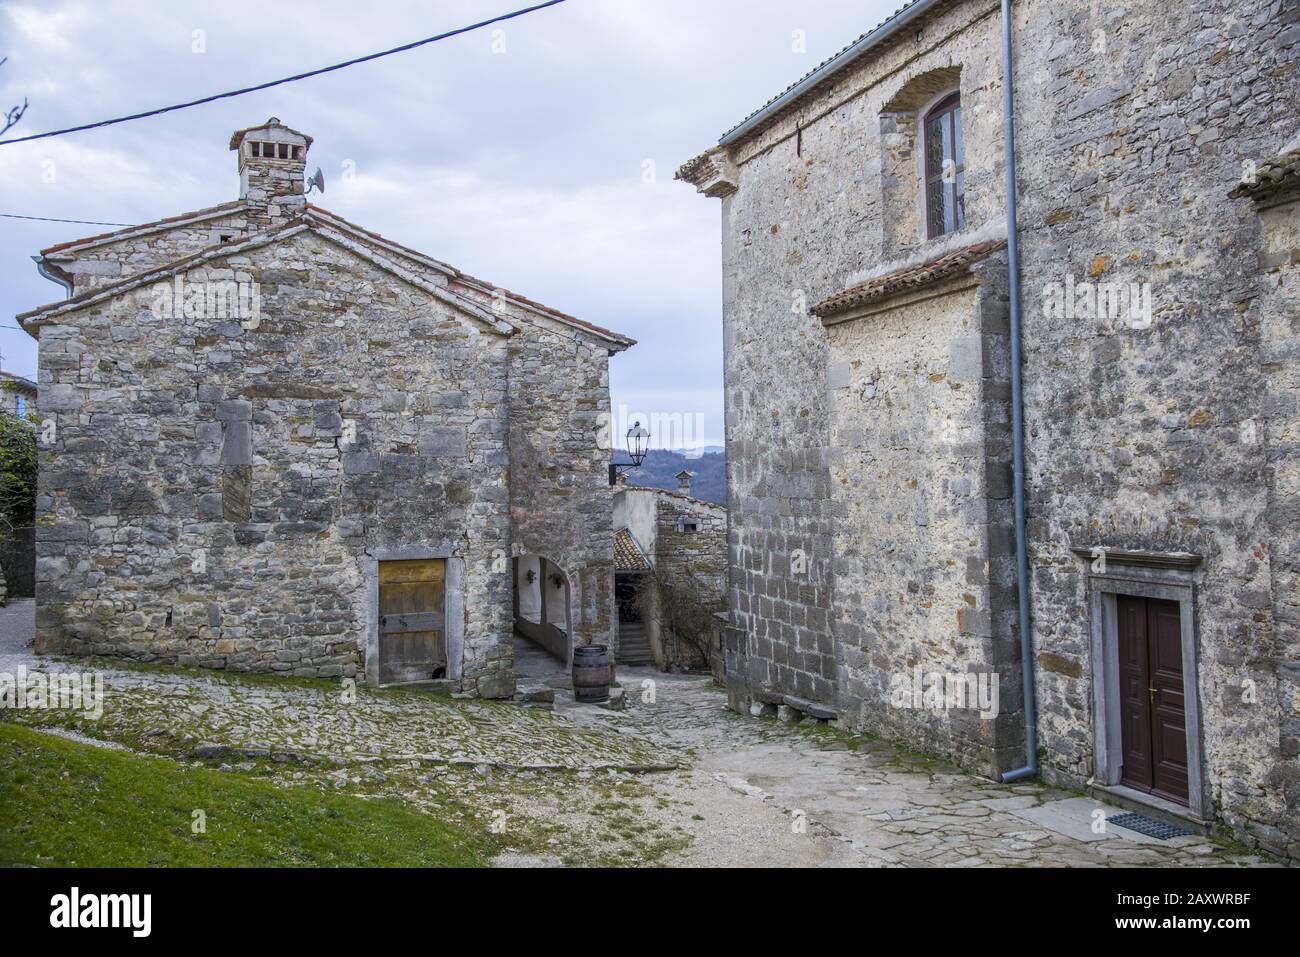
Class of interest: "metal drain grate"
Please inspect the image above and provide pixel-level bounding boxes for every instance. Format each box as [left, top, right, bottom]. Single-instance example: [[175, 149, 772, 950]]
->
[[1108, 812, 1194, 840]]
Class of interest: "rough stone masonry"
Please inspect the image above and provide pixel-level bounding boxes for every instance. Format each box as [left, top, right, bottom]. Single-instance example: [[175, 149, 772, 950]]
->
[[18, 118, 635, 698], [679, 0, 1299, 859]]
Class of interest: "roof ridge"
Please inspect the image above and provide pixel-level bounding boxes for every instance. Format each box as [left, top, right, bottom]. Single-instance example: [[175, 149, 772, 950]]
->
[[620, 483, 726, 511], [28, 201, 635, 347], [304, 204, 635, 347], [19, 216, 516, 336], [717, 0, 944, 147]]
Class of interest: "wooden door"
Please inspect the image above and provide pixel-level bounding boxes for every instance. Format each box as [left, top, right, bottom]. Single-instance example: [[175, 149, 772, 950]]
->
[[378, 559, 447, 685], [1117, 595, 1189, 805]]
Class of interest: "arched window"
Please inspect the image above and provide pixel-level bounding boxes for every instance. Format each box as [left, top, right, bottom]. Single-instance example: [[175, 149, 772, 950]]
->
[[924, 92, 965, 238]]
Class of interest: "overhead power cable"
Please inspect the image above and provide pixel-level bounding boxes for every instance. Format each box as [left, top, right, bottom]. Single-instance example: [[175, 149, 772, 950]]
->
[[0, 0, 568, 146], [1, 212, 138, 226]]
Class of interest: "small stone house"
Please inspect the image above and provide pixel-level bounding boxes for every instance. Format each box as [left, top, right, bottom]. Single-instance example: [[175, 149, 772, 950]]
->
[[679, 0, 1298, 858], [612, 473, 727, 671], [0, 370, 38, 420], [18, 118, 634, 698]]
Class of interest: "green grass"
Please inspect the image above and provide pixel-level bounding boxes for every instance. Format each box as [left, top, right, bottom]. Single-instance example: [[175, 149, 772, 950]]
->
[[0, 722, 493, 867]]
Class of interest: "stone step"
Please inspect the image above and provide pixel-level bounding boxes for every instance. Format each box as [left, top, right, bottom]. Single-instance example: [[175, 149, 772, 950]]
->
[[618, 644, 654, 665]]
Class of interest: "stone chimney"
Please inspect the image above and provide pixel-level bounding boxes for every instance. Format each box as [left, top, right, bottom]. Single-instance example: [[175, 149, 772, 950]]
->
[[676, 469, 693, 495], [229, 118, 312, 229]]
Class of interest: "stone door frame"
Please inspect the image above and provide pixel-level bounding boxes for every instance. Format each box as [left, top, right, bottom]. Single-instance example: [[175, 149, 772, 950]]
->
[[1075, 547, 1207, 821], [363, 545, 465, 688]]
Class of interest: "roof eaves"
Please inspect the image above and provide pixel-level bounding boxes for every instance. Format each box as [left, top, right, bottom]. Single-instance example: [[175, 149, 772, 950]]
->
[[19, 221, 310, 327], [0, 370, 38, 391], [622, 484, 726, 512], [811, 238, 1006, 319], [229, 122, 314, 150], [717, 0, 946, 148]]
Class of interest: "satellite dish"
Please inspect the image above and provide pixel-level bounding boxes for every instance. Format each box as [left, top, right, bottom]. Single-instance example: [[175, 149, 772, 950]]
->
[[305, 167, 325, 195]]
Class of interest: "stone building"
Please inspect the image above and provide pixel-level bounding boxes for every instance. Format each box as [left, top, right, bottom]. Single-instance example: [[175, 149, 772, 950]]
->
[[679, 0, 1298, 858], [0, 370, 38, 420], [612, 473, 727, 671], [18, 118, 634, 698]]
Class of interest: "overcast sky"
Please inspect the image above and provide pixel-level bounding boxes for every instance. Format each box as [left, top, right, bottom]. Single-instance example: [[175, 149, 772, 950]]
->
[[0, 0, 899, 447]]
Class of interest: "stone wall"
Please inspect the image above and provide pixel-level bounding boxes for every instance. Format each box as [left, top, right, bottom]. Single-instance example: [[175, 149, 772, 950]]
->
[[682, 0, 1299, 856], [651, 490, 727, 670], [498, 307, 619, 651], [42, 205, 253, 295], [698, 0, 1009, 713], [1010, 0, 1299, 858], [824, 259, 1021, 776], [31, 228, 515, 695], [1257, 186, 1300, 842], [24, 119, 631, 701]]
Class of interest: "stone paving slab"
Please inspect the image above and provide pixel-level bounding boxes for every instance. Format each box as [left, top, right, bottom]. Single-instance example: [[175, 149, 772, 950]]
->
[[0, 600, 1279, 867], [0, 602, 675, 773], [603, 668, 1274, 868]]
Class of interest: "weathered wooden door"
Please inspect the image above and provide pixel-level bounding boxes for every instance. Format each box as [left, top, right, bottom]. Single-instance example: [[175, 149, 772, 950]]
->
[[1117, 595, 1189, 805], [378, 559, 447, 685]]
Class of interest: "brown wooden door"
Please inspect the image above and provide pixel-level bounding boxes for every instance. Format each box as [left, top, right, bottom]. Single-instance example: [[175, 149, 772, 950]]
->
[[1117, 595, 1189, 805], [378, 559, 447, 685]]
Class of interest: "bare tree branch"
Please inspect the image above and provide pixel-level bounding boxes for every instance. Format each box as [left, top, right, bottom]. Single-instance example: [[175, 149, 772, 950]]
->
[[0, 58, 28, 138]]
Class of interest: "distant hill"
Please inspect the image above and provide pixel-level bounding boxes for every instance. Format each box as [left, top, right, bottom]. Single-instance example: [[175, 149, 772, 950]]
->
[[620, 449, 726, 505]]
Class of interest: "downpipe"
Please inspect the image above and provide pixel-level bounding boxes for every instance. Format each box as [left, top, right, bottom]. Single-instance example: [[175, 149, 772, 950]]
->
[[999, 0, 1037, 784], [33, 255, 72, 299]]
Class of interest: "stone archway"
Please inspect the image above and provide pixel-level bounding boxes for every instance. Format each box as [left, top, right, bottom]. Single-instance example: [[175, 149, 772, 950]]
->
[[512, 554, 574, 673]]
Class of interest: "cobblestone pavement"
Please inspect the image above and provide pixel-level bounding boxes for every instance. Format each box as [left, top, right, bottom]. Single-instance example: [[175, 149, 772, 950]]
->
[[589, 668, 1273, 868], [0, 602, 1274, 866], [0, 603, 673, 773]]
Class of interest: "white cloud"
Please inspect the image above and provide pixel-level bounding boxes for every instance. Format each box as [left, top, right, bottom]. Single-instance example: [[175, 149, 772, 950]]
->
[[5, 4, 89, 52], [0, 0, 903, 430]]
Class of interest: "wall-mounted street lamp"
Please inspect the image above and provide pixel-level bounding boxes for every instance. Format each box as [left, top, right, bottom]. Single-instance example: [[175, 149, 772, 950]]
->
[[609, 421, 650, 486]]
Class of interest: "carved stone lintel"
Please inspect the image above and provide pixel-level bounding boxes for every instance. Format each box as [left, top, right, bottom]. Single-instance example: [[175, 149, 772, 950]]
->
[[1069, 546, 1203, 571]]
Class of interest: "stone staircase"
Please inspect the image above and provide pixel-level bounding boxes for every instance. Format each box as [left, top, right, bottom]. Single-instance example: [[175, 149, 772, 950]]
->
[[618, 621, 654, 666]]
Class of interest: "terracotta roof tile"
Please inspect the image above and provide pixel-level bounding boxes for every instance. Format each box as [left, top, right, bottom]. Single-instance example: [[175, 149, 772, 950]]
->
[[811, 239, 1006, 319], [614, 527, 652, 572], [1230, 147, 1300, 205]]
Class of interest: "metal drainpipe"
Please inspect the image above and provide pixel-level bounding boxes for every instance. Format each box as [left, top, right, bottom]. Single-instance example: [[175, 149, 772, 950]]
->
[[999, 0, 1037, 784], [33, 256, 72, 299]]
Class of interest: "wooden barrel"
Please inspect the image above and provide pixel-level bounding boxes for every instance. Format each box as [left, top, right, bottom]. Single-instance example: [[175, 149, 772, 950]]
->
[[572, 644, 611, 703]]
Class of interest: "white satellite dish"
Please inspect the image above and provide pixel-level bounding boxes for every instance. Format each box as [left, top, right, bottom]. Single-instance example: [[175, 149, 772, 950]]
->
[[306, 167, 325, 195]]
